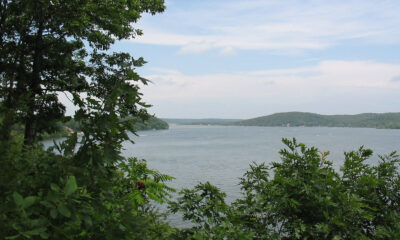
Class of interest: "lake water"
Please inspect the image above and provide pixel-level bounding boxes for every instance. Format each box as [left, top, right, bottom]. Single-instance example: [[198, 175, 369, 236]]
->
[[124, 125, 400, 204], [44, 125, 400, 226]]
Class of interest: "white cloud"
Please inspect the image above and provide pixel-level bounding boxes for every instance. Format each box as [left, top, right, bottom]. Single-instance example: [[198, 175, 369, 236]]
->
[[144, 61, 400, 98], [134, 0, 400, 54], [178, 41, 213, 54], [134, 26, 328, 54], [141, 60, 400, 117], [219, 46, 236, 56]]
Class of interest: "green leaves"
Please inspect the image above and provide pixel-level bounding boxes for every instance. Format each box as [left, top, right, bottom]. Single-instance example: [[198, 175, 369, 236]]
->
[[118, 157, 175, 212], [50, 209, 58, 219], [13, 192, 37, 209], [0, 0, 173, 239], [172, 138, 400, 239], [12, 192, 24, 207], [22, 196, 36, 209], [57, 204, 71, 218], [64, 176, 78, 197]]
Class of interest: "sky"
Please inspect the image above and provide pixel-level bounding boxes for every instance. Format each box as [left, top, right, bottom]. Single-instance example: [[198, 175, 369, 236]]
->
[[113, 0, 400, 119]]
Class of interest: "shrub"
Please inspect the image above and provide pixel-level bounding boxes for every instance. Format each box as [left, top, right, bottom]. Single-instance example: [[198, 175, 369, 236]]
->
[[172, 138, 400, 239]]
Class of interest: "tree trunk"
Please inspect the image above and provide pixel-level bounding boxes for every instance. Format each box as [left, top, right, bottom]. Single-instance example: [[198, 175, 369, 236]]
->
[[23, 15, 44, 146]]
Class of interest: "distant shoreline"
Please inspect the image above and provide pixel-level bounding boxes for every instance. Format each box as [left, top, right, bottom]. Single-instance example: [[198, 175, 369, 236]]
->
[[163, 112, 400, 130], [42, 116, 169, 140]]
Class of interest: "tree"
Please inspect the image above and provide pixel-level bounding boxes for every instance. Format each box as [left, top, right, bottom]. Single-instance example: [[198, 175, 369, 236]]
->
[[0, 0, 177, 239], [0, 0, 165, 146], [172, 139, 400, 239]]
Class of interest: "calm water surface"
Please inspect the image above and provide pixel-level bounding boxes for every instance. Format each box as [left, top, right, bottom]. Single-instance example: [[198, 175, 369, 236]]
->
[[45, 125, 400, 227], [124, 125, 400, 203]]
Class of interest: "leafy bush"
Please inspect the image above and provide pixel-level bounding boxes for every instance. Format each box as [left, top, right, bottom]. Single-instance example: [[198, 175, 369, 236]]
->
[[172, 138, 400, 239], [0, 140, 177, 239]]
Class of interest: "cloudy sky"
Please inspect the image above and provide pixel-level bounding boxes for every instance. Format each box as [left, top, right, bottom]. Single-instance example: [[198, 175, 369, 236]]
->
[[114, 0, 400, 119]]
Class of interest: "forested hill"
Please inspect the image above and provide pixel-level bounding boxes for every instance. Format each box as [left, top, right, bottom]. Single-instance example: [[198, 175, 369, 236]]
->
[[40, 116, 169, 139], [64, 116, 169, 132], [231, 112, 400, 129], [134, 116, 169, 131]]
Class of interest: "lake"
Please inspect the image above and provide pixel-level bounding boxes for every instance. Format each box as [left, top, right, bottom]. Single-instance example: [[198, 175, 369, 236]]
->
[[124, 125, 400, 205], [44, 125, 400, 227]]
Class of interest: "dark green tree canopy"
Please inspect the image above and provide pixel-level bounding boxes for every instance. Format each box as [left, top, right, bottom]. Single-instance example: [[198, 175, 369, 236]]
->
[[0, 0, 165, 146], [0, 1, 177, 239]]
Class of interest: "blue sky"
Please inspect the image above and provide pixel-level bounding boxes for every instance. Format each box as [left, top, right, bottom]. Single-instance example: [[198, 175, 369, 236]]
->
[[113, 0, 400, 118]]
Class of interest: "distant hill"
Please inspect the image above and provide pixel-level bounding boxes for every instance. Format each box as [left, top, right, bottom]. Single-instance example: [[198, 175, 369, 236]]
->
[[135, 116, 169, 131], [163, 118, 241, 125], [231, 112, 400, 129], [41, 116, 168, 140]]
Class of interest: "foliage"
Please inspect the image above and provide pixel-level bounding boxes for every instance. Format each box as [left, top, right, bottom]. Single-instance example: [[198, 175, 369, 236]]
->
[[0, 0, 179, 239], [232, 112, 400, 129], [170, 182, 253, 240], [172, 138, 400, 239], [0, 145, 176, 239], [40, 116, 169, 140], [134, 116, 169, 131]]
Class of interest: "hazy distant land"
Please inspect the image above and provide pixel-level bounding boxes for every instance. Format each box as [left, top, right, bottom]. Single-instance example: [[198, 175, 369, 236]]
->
[[163, 112, 400, 129], [163, 118, 241, 125]]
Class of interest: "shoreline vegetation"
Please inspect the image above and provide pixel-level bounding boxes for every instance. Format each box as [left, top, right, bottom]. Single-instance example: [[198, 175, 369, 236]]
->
[[164, 112, 400, 129], [41, 116, 169, 140]]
